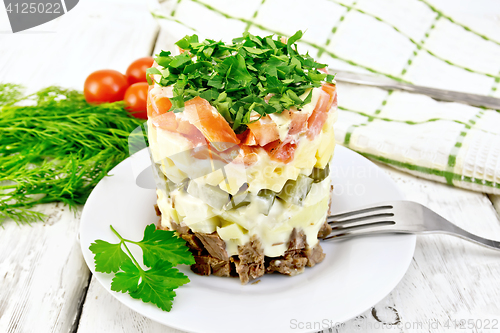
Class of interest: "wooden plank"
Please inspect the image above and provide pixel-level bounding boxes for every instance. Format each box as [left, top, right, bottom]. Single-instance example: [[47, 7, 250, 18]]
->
[[77, 277, 183, 333], [0, 1, 158, 332], [77, 161, 500, 332], [0, 205, 89, 333]]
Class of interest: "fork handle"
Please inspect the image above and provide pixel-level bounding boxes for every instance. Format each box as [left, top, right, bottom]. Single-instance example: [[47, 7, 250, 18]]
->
[[418, 205, 500, 251], [432, 220, 500, 251]]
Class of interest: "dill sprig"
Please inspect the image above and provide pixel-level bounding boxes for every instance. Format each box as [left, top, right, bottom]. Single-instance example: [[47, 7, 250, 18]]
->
[[0, 83, 23, 106], [0, 84, 146, 226]]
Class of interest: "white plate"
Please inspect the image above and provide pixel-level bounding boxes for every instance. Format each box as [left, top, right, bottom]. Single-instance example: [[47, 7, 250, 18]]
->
[[80, 145, 416, 333]]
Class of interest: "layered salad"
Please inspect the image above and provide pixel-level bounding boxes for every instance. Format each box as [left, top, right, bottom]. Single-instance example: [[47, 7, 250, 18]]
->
[[147, 32, 337, 284]]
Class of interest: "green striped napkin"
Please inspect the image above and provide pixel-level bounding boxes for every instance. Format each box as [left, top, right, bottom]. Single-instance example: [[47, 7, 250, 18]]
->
[[148, 0, 500, 194]]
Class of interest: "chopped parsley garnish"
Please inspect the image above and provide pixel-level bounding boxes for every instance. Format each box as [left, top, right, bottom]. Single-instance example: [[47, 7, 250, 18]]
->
[[147, 30, 335, 133], [90, 224, 195, 312]]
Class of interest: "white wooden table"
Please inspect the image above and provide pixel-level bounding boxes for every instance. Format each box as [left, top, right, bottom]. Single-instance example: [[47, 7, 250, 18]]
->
[[1, 1, 500, 332]]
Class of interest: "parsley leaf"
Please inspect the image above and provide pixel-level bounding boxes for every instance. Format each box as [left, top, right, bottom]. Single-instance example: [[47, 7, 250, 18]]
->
[[89, 240, 130, 274], [286, 30, 302, 56], [128, 261, 188, 312], [111, 260, 141, 293], [137, 224, 196, 267], [110, 258, 190, 312], [89, 224, 194, 312], [152, 31, 335, 132]]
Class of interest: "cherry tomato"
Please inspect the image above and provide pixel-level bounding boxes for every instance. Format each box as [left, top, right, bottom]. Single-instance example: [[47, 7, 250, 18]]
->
[[126, 57, 154, 85], [124, 82, 149, 119], [84, 70, 129, 104]]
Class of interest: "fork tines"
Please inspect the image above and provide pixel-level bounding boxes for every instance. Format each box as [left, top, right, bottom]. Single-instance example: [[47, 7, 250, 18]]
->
[[325, 205, 396, 240]]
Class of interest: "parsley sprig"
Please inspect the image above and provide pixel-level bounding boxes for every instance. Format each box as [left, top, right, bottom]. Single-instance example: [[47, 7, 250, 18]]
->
[[147, 30, 335, 133], [89, 224, 195, 312]]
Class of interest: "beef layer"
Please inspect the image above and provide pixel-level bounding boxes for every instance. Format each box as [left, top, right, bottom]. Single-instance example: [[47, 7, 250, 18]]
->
[[166, 219, 331, 284]]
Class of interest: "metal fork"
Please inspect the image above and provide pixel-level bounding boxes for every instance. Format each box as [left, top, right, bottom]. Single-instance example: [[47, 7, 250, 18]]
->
[[324, 201, 500, 251]]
